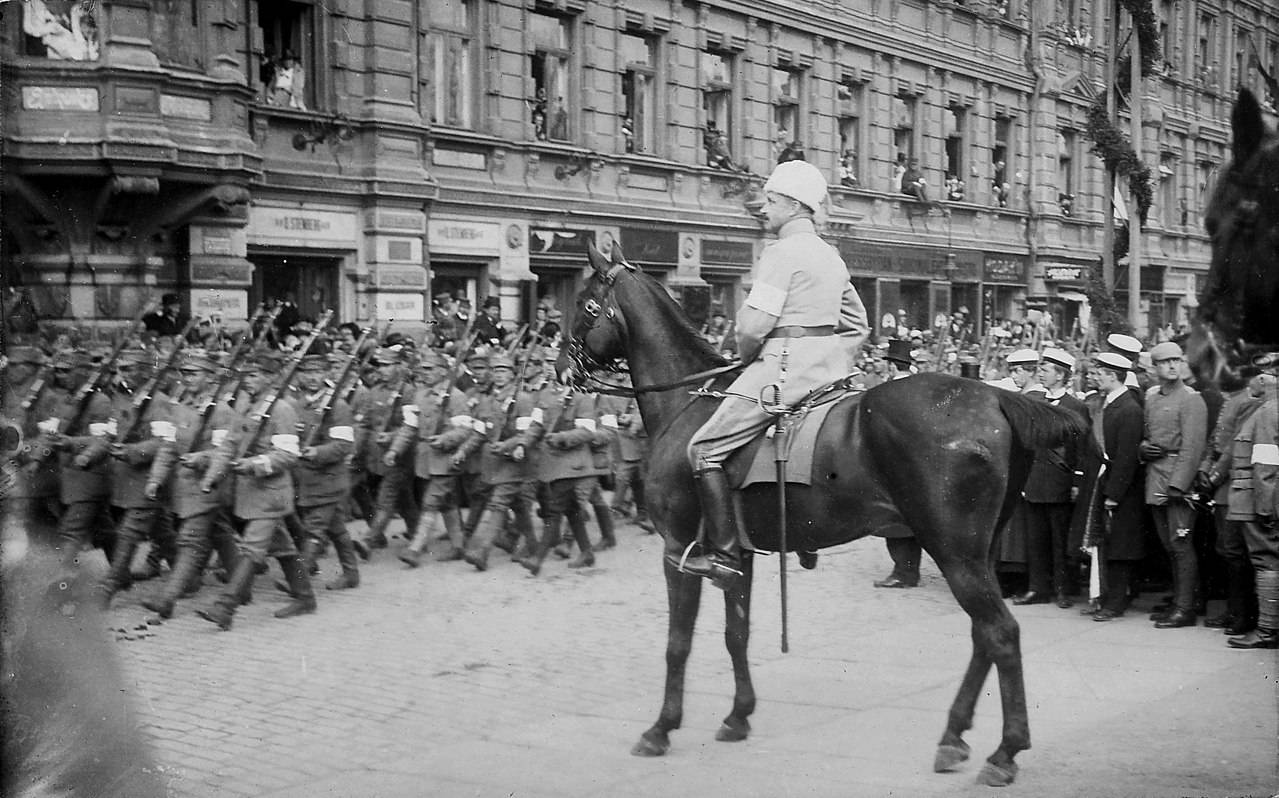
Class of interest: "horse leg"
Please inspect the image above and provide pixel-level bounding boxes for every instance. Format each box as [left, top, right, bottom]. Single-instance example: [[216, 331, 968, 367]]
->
[[717, 552, 755, 742], [934, 561, 1029, 786], [633, 555, 704, 757]]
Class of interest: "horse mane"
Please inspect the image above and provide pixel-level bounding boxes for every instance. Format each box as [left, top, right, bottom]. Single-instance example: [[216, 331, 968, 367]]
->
[[615, 268, 728, 367]]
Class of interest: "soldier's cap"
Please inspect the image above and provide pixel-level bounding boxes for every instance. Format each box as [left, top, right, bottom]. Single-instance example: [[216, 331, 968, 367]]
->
[[465, 347, 491, 364], [417, 350, 449, 369], [1006, 348, 1040, 366], [7, 345, 47, 365], [303, 337, 332, 357], [489, 354, 516, 371], [52, 348, 93, 369], [115, 348, 156, 368], [762, 159, 827, 212], [297, 353, 330, 371], [179, 350, 221, 373], [370, 346, 403, 365], [433, 291, 453, 302], [1040, 347, 1076, 371], [1105, 333, 1143, 357], [243, 350, 286, 371], [1094, 351, 1132, 372], [1148, 341, 1184, 362]]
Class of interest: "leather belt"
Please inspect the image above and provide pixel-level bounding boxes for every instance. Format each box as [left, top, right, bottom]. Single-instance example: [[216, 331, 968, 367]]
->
[[766, 325, 836, 340]]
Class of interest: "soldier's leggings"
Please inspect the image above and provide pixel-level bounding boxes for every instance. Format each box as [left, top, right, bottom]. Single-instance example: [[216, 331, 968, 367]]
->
[[58, 499, 112, 566], [374, 465, 420, 533]]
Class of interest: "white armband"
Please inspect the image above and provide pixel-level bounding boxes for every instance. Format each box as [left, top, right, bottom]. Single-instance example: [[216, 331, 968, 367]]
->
[[600, 413, 619, 430], [573, 418, 597, 432], [744, 281, 786, 316], [254, 454, 273, 475], [329, 425, 355, 443], [89, 422, 111, 437], [103, 418, 119, 438], [38, 418, 60, 434], [473, 419, 487, 433], [530, 407, 544, 425], [450, 414, 474, 429], [401, 404, 420, 428], [516, 416, 533, 431], [1252, 443, 1279, 466], [210, 429, 229, 448], [270, 433, 301, 456], [150, 420, 178, 443]]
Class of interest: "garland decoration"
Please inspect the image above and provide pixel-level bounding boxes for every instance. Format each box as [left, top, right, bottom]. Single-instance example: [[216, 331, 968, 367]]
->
[[1084, 99, 1153, 224], [1085, 254, 1133, 338], [1118, 0, 1160, 77]]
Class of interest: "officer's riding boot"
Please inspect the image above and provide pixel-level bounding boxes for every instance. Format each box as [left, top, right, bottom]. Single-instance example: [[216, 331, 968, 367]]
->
[[142, 548, 203, 619], [274, 555, 318, 619], [464, 509, 506, 572], [493, 511, 519, 554], [669, 467, 741, 591], [435, 508, 466, 562], [97, 535, 141, 610], [1229, 569, 1279, 648], [399, 512, 436, 568], [518, 516, 563, 576], [874, 538, 921, 588], [178, 547, 212, 598], [566, 506, 596, 569], [593, 498, 617, 550], [512, 501, 537, 560], [197, 557, 256, 630], [325, 528, 361, 590], [552, 510, 575, 560]]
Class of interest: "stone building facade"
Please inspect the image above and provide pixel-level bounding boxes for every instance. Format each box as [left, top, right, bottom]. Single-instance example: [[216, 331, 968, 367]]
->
[[3, 0, 1275, 340]]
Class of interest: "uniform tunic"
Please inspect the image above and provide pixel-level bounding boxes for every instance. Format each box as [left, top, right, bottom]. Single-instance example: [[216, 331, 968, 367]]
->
[[1143, 382, 1208, 504]]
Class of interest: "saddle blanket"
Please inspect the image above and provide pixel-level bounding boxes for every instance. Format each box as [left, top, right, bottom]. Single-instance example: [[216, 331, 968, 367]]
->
[[726, 399, 843, 489]]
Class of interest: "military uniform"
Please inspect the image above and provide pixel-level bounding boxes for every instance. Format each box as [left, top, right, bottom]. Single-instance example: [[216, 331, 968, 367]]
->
[[1230, 393, 1279, 647], [602, 393, 650, 528], [357, 349, 419, 548], [2, 346, 62, 542], [1204, 386, 1264, 633]]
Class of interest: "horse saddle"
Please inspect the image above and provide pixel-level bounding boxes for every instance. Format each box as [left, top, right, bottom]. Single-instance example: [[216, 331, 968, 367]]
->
[[724, 380, 862, 490]]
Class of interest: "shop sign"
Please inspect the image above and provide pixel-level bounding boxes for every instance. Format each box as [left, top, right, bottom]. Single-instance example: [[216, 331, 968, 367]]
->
[[201, 233, 233, 256], [983, 255, 1027, 283], [1043, 263, 1085, 283], [837, 240, 980, 280], [428, 219, 502, 254], [190, 289, 249, 322], [161, 94, 212, 121], [529, 228, 594, 256], [373, 292, 426, 322], [21, 86, 99, 111], [248, 206, 357, 247], [619, 227, 679, 266], [190, 261, 253, 283], [376, 267, 427, 289], [701, 239, 754, 266]]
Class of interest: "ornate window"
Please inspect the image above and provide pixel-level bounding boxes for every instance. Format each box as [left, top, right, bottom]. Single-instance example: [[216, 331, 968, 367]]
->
[[772, 66, 801, 160], [836, 77, 863, 188], [620, 32, 657, 154], [892, 95, 916, 162], [529, 12, 572, 142], [21, 0, 99, 60], [425, 0, 475, 129], [256, 0, 318, 111], [992, 115, 1013, 208], [701, 50, 736, 169], [1057, 130, 1076, 216], [945, 106, 967, 201], [1196, 13, 1217, 85], [1159, 152, 1178, 227]]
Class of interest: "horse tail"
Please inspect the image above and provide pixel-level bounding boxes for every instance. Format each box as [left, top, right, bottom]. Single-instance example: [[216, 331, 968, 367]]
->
[[995, 390, 1088, 451]]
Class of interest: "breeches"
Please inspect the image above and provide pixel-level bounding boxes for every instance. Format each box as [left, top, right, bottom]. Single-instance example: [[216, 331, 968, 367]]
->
[[59, 499, 111, 551], [115, 506, 161, 546], [483, 481, 527, 512], [543, 477, 595, 518], [420, 476, 460, 512], [1242, 519, 1279, 572], [236, 517, 298, 565], [687, 396, 774, 470], [298, 502, 346, 542], [175, 510, 236, 553]]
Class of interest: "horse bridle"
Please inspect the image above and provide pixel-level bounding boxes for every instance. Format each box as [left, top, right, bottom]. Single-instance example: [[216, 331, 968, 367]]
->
[[565, 261, 744, 397]]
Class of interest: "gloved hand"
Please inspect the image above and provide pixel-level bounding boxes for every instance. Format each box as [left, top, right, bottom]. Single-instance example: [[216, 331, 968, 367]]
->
[[1139, 441, 1167, 461], [1164, 484, 1187, 501], [382, 451, 398, 468], [144, 482, 160, 501]]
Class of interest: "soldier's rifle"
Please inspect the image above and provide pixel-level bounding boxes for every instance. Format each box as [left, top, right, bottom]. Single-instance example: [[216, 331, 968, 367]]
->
[[491, 328, 536, 448], [375, 325, 439, 437], [304, 321, 385, 448], [504, 323, 529, 357], [56, 300, 158, 439], [429, 321, 482, 439], [231, 309, 333, 461], [17, 361, 52, 417], [183, 302, 279, 454], [116, 316, 201, 444]]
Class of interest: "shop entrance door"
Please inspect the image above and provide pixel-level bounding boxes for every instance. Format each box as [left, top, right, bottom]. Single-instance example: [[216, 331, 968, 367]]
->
[[249, 254, 341, 324]]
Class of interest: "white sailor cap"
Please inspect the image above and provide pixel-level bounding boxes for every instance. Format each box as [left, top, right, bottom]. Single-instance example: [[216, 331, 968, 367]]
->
[[1040, 347, 1076, 371], [1006, 348, 1040, 366]]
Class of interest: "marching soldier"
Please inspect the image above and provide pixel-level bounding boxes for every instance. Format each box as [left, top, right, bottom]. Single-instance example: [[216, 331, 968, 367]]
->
[[358, 347, 419, 549], [604, 389, 652, 531], [393, 349, 474, 566], [139, 350, 242, 618], [289, 348, 361, 590], [2, 345, 61, 543], [461, 354, 538, 570], [581, 386, 619, 551], [457, 349, 494, 545], [196, 350, 312, 630]]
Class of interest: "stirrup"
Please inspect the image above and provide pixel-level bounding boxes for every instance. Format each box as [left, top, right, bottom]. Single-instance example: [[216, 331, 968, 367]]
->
[[673, 539, 742, 579]]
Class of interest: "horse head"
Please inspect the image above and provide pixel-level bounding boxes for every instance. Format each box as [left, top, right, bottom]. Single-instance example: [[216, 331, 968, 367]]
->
[[558, 240, 636, 385], [1187, 88, 1279, 385]]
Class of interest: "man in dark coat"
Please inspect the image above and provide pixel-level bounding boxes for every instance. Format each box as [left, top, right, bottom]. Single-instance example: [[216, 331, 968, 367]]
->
[[1077, 351, 1146, 621], [473, 296, 508, 349]]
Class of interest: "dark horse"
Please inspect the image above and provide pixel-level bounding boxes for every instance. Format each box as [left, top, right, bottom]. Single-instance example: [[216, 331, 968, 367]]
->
[[559, 242, 1086, 786], [1187, 88, 1279, 384]]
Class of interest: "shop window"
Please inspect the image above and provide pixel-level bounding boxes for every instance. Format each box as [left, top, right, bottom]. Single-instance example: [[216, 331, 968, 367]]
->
[[620, 32, 657, 155], [836, 78, 862, 188], [529, 12, 571, 142], [701, 51, 737, 169], [21, 0, 99, 60], [425, 0, 474, 129], [993, 115, 1013, 208], [257, 0, 317, 111], [772, 66, 801, 161], [945, 106, 967, 201], [1057, 130, 1076, 216]]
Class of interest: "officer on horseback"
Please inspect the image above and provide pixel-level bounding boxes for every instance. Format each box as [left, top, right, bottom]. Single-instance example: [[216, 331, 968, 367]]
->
[[680, 159, 869, 590]]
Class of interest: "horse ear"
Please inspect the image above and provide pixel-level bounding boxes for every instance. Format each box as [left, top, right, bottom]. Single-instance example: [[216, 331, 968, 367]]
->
[[1231, 88, 1265, 167], [609, 241, 629, 267], [586, 241, 610, 275]]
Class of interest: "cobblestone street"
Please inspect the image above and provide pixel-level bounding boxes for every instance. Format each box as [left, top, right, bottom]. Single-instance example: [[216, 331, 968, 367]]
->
[[104, 520, 1276, 798]]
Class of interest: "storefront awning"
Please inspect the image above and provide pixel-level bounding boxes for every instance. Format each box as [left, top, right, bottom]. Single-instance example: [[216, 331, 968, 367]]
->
[[1058, 291, 1088, 302]]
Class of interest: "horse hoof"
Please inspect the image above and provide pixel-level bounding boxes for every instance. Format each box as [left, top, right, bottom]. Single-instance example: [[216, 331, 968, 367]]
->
[[933, 742, 971, 772], [976, 761, 1018, 786], [631, 731, 669, 757], [715, 718, 750, 742]]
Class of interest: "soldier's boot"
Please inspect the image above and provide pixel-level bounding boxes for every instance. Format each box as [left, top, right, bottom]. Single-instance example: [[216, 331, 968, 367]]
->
[[464, 509, 507, 572], [401, 504, 422, 542], [1230, 570, 1279, 649], [873, 538, 921, 588], [97, 536, 142, 610], [273, 555, 318, 619], [130, 543, 166, 582], [518, 516, 563, 577], [278, 536, 319, 595], [493, 510, 519, 554], [399, 512, 436, 568], [631, 479, 654, 533], [668, 467, 741, 591], [512, 501, 537, 561], [552, 511, 575, 560], [178, 547, 213, 598], [566, 507, 596, 569], [593, 498, 618, 550], [325, 529, 361, 590], [367, 510, 393, 549], [208, 525, 242, 594], [435, 508, 466, 562], [142, 548, 203, 619], [196, 557, 256, 631]]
